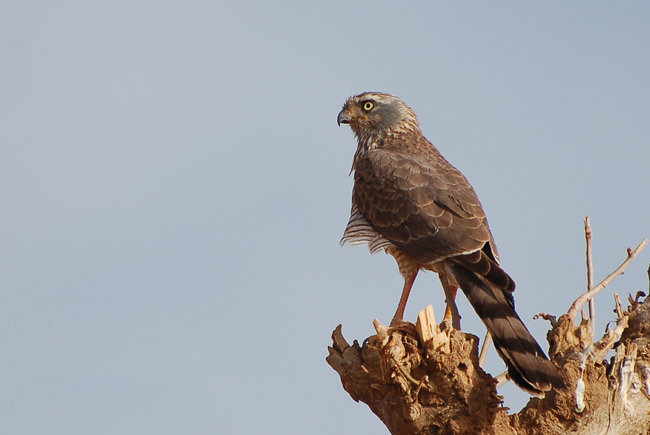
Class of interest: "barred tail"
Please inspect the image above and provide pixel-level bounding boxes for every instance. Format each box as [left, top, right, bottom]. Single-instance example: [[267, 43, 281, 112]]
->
[[448, 252, 562, 396]]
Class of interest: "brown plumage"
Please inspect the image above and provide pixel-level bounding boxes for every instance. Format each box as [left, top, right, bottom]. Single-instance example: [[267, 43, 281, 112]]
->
[[338, 92, 561, 396]]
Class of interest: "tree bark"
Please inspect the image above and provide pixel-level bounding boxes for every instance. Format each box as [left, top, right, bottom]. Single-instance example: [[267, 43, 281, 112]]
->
[[327, 294, 650, 434]]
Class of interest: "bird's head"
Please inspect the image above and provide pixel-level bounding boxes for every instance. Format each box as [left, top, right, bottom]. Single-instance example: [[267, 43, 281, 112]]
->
[[337, 92, 420, 137]]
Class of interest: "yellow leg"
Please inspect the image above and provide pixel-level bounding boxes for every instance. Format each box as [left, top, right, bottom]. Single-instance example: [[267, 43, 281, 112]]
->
[[440, 274, 461, 329], [390, 270, 418, 326]]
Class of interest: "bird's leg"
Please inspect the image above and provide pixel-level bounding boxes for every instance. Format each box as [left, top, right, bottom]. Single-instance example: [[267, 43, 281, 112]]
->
[[439, 274, 461, 329], [390, 270, 418, 326], [442, 286, 458, 324]]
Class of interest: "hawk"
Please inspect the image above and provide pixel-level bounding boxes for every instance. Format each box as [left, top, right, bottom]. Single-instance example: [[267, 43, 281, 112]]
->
[[337, 92, 561, 396]]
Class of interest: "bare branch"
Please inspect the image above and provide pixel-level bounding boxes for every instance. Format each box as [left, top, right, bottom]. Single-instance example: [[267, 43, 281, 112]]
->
[[495, 371, 509, 388], [533, 312, 557, 328], [587, 296, 630, 364], [585, 217, 596, 338], [478, 331, 492, 368], [589, 317, 629, 364], [614, 293, 624, 318], [568, 239, 648, 321]]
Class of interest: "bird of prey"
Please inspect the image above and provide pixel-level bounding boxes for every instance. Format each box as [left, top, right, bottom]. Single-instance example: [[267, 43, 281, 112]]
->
[[337, 92, 561, 396]]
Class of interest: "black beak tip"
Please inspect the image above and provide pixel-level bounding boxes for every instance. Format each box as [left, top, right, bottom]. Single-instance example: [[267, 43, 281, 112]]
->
[[337, 110, 351, 126]]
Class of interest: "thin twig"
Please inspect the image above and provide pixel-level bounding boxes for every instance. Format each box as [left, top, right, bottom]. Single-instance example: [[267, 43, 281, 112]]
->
[[413, 375, 429, 398], [585, 295, 629, 364], [567, 239, 648, 321], [390, 356, 434, 392], [585, 217, 596, 338], [614, 293, 624, 318], [478, 331, 492, 368], [533, 312, 557, 328], [587, 313, 629, 364], [495, 371, 510, 388], [633, 291, 646, 305]]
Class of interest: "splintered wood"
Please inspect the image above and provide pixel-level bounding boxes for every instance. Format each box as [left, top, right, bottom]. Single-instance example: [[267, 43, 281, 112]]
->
[[416, 305, 450, 354], [327, 306, 505, 434], [416, 305, 436, 342]]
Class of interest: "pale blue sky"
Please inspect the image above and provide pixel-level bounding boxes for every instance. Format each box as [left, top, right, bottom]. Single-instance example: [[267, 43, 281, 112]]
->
[[1, 2, 649, 434]]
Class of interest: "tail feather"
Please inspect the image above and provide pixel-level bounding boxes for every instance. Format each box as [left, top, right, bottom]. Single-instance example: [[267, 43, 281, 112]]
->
[[447, 255, 562, 396]]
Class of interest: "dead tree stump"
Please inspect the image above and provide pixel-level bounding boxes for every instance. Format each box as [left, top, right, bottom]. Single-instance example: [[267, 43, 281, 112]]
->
[[327, 237, 649, 434]]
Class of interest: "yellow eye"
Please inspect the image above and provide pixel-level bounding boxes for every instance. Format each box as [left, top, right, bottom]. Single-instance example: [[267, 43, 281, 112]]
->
[[362, 101, 374, 111]]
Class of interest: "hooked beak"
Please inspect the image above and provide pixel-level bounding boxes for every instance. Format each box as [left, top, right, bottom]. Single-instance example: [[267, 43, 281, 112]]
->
[[337, 109, 351, 126]]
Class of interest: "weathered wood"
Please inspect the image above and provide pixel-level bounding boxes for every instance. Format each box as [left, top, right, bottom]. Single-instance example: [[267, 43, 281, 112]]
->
[[327, 299, 650, 434]]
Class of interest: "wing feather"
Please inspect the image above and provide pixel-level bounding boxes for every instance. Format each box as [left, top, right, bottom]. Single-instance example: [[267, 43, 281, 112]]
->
[[353, 143, 494, 264]]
